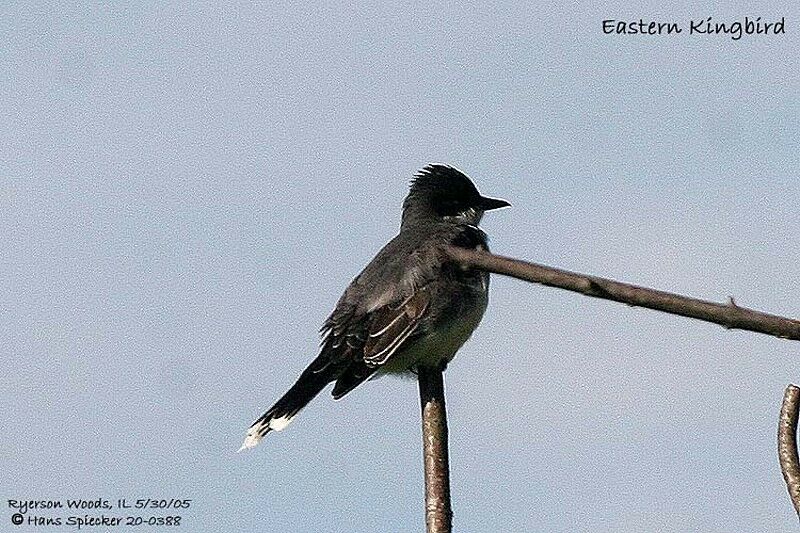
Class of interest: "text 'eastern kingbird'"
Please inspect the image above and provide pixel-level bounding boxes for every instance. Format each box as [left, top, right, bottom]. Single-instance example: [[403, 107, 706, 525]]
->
[[241, 164, 509, 450]]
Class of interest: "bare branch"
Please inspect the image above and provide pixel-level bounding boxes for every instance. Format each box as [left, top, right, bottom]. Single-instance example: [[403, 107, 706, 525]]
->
[[447, 247, 800, 341], [418, 366, 452, 533], [779, 384, 800, 517]]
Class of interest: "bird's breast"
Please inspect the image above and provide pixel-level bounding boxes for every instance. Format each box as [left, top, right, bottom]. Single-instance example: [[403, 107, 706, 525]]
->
[[379, 281, 489, 374]]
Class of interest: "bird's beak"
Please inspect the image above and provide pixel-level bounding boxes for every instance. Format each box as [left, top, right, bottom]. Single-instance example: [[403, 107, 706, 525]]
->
[[478, 196, 511, 211]]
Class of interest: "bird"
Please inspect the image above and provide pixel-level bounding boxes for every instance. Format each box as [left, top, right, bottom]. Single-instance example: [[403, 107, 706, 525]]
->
[[240, 163, 509, 450]]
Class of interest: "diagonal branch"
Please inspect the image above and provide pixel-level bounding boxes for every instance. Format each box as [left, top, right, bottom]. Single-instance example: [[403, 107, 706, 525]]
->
[[779, 384, 800, 517], [447, 247, 800, 341]]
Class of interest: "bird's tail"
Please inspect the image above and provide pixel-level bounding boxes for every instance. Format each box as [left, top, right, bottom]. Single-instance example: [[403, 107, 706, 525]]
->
[[239, 366, 332, 451]]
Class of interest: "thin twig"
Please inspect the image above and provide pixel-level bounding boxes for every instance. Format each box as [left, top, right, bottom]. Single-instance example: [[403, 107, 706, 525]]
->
[[446, 247, 800, 341], [418, 365, 452, 533], [779, 384, 800, 517]]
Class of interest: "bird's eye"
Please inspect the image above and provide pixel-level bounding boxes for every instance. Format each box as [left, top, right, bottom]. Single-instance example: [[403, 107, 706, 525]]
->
[[436, 198, 463, 216]]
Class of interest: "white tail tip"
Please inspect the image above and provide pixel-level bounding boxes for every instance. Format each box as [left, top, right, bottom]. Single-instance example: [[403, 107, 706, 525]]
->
[[238, 414, 295, 452], [238, 431, 262, 452]]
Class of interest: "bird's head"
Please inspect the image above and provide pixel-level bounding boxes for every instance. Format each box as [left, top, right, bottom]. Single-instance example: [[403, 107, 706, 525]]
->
[[401, 164, 510, 227]]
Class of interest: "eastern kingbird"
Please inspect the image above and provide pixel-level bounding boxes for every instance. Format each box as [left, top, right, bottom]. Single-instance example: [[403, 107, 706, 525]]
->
[[241, 164, 509, 450]]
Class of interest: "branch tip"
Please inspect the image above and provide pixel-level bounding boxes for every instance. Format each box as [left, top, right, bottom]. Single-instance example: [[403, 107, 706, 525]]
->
[[779, 384, 800, 517]]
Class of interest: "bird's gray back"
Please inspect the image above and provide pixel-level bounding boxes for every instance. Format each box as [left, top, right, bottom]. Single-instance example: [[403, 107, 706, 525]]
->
[[335, 223, 489, 319]]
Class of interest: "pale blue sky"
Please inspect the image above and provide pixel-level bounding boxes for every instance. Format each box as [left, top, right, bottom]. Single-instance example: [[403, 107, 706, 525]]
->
[[2, 2, 799, 532]]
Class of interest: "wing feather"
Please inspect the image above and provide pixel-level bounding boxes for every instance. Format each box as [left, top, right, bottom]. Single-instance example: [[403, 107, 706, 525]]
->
[[329, 287, 431, 399], [362, 289, 429, 367]]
